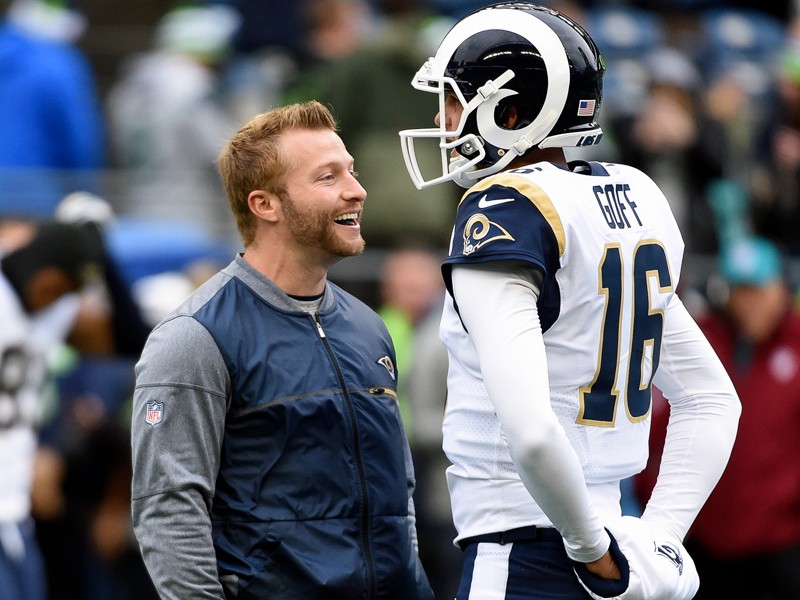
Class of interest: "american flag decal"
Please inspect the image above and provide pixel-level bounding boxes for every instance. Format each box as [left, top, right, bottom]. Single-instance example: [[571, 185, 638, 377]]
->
[[577, 99, 596, 116]]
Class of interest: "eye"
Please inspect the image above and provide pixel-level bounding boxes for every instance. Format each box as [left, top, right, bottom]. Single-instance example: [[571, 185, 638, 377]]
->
[[350, 169, 359, 178]]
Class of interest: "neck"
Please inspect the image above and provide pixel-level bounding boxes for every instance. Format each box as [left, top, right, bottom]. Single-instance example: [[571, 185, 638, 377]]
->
[[506, 147, 568, 170], [242, 245, 330, 297]]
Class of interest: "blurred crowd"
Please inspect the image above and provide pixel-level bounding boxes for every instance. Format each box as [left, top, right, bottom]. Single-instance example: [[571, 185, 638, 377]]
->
[[2, 0, 800, 598]]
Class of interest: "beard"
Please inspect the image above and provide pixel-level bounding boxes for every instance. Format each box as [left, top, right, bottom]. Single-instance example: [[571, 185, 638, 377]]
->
[[280, 192, 365, 258]]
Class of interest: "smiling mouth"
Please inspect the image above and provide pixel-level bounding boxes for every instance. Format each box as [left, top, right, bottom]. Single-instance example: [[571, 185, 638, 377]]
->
[[334, 212, 359, 226]]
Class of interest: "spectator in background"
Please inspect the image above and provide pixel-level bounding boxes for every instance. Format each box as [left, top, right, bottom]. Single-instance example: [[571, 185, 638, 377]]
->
[[405, 321, 461, 600], [637, 236, 800, 599], [304, 0, 376, 63], [284, 0, 459, 249], [702, 47, 780, 196], [375, 245, 457, 599], [106, 2, 241, 245], [0, 221, 107, 600], [280, 0, 377, 105], [215, 0, 309, 126], [29, 192, 155, 600], [53, 191, 151, 358], [610, 45, 727, 255], [0, 0, 105, 219], [381, 247, 463, 600], [750, 17, 800, 256], [377, 245, 444, 427]]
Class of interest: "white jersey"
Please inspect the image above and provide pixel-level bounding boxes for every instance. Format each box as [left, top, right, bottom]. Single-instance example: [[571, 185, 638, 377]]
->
[[0, 272, 79, 522], [440, 160, 685, 540]]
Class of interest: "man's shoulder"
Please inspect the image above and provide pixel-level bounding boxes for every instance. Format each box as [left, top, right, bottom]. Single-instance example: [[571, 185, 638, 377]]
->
[[165, 268, 232, 319], [465, 160, 654, 192], [327, 280, 379, 316], [326, 281, 391, 333]]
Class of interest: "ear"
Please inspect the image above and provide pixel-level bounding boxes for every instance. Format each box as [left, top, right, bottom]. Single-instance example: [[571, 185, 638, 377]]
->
[[247, 190, 280, 224], [501, 105, 520, 129]]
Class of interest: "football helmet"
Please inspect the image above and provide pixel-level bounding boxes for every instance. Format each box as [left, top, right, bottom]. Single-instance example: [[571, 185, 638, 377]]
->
[[399, 2, 605, 189]]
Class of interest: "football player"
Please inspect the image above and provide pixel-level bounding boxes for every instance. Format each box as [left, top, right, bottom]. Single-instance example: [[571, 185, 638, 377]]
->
[[0, 220, 107, 600], [399, 3, 741, 599]]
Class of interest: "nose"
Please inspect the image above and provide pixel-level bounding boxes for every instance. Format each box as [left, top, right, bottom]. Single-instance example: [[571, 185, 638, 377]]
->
[[346, 173, 366, 202], [435, 112, 442, 128]]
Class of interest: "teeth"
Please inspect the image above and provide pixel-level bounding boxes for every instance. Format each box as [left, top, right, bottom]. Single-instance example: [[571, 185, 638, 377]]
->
[[335, 212, 358, 223]]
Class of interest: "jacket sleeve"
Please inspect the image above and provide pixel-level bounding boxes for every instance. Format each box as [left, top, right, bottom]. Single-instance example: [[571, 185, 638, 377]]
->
[[130, 315, 230, 600]]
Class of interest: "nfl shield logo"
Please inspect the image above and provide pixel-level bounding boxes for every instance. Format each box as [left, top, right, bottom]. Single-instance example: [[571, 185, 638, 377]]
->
[[145, 401, 164, 426]]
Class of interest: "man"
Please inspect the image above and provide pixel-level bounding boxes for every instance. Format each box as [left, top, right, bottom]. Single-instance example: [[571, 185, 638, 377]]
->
[[377, 245, 445, 427], [130, 101, 433, 600], [0, 0, 106, 217], [105, 3, 241, 244], [0, 220, 107, 600], [398, 3, 741, 599]]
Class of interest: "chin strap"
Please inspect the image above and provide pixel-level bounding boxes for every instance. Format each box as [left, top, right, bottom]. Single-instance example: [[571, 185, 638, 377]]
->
[[464, 70, 516, 113], [451, 128, 535, 188], [511, 134, 535, 156]]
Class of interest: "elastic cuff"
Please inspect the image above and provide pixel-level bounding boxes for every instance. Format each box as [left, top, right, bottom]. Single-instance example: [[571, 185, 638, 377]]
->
[[571, 528, 630, 598], [565, 528, 611, 563]]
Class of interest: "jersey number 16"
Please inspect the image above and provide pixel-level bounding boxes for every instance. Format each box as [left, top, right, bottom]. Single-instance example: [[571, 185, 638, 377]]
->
[[578, 241, 672, 427]]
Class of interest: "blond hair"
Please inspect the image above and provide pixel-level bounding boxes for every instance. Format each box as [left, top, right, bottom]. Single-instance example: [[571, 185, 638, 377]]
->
[[217, 101, 338, 246]]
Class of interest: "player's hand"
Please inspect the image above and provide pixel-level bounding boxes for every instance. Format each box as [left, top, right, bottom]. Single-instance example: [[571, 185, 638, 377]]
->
[[585, 550, 621, 580], [572, 516, 699, 600]]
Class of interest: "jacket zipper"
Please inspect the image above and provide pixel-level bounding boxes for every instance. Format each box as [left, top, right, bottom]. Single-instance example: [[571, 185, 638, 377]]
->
[[312, 313, 377, 598], [368, 387, 398, 399]]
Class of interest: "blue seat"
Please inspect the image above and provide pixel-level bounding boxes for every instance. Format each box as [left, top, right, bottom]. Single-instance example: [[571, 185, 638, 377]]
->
[[698, 8, 785, 80], [701, 8, 785, 61], [585, 6, 665, 60], [584, 7, 666, 117]]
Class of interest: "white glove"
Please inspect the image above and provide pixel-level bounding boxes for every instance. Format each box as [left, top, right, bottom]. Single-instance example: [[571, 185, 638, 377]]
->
[[572, 516, 699, 600]]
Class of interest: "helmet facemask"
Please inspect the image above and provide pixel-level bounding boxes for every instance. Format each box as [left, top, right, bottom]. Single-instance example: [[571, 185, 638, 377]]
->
[[399, 59, 493, 190]]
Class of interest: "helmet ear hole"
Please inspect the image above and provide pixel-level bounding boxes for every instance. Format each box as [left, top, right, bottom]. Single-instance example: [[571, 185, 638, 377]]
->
[[495, 98, 537, 130], [495, 100, 512, 129]]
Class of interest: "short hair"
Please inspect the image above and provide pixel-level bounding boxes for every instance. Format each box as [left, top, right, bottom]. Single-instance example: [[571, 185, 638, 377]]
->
[[217, 100, 338, 246]]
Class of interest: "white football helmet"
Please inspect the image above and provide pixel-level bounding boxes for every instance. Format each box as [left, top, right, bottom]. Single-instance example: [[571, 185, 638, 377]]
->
[[399, 2, 605, 189]]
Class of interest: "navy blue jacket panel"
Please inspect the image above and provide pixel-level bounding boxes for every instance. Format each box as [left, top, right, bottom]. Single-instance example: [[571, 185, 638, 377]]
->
[[188, 261, 428, 599]]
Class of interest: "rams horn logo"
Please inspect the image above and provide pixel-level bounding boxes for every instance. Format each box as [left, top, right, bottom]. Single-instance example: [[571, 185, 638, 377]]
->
[[653, 541, 684, 575], [377, 356, 396, 380], [463, 213, 514, 255]]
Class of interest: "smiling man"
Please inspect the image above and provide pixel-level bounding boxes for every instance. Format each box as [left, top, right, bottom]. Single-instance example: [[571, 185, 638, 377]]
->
[[130, 101, 433, 600]]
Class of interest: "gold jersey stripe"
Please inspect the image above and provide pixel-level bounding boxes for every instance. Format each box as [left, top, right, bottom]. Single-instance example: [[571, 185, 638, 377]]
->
[[460, 173, 566, 257]]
